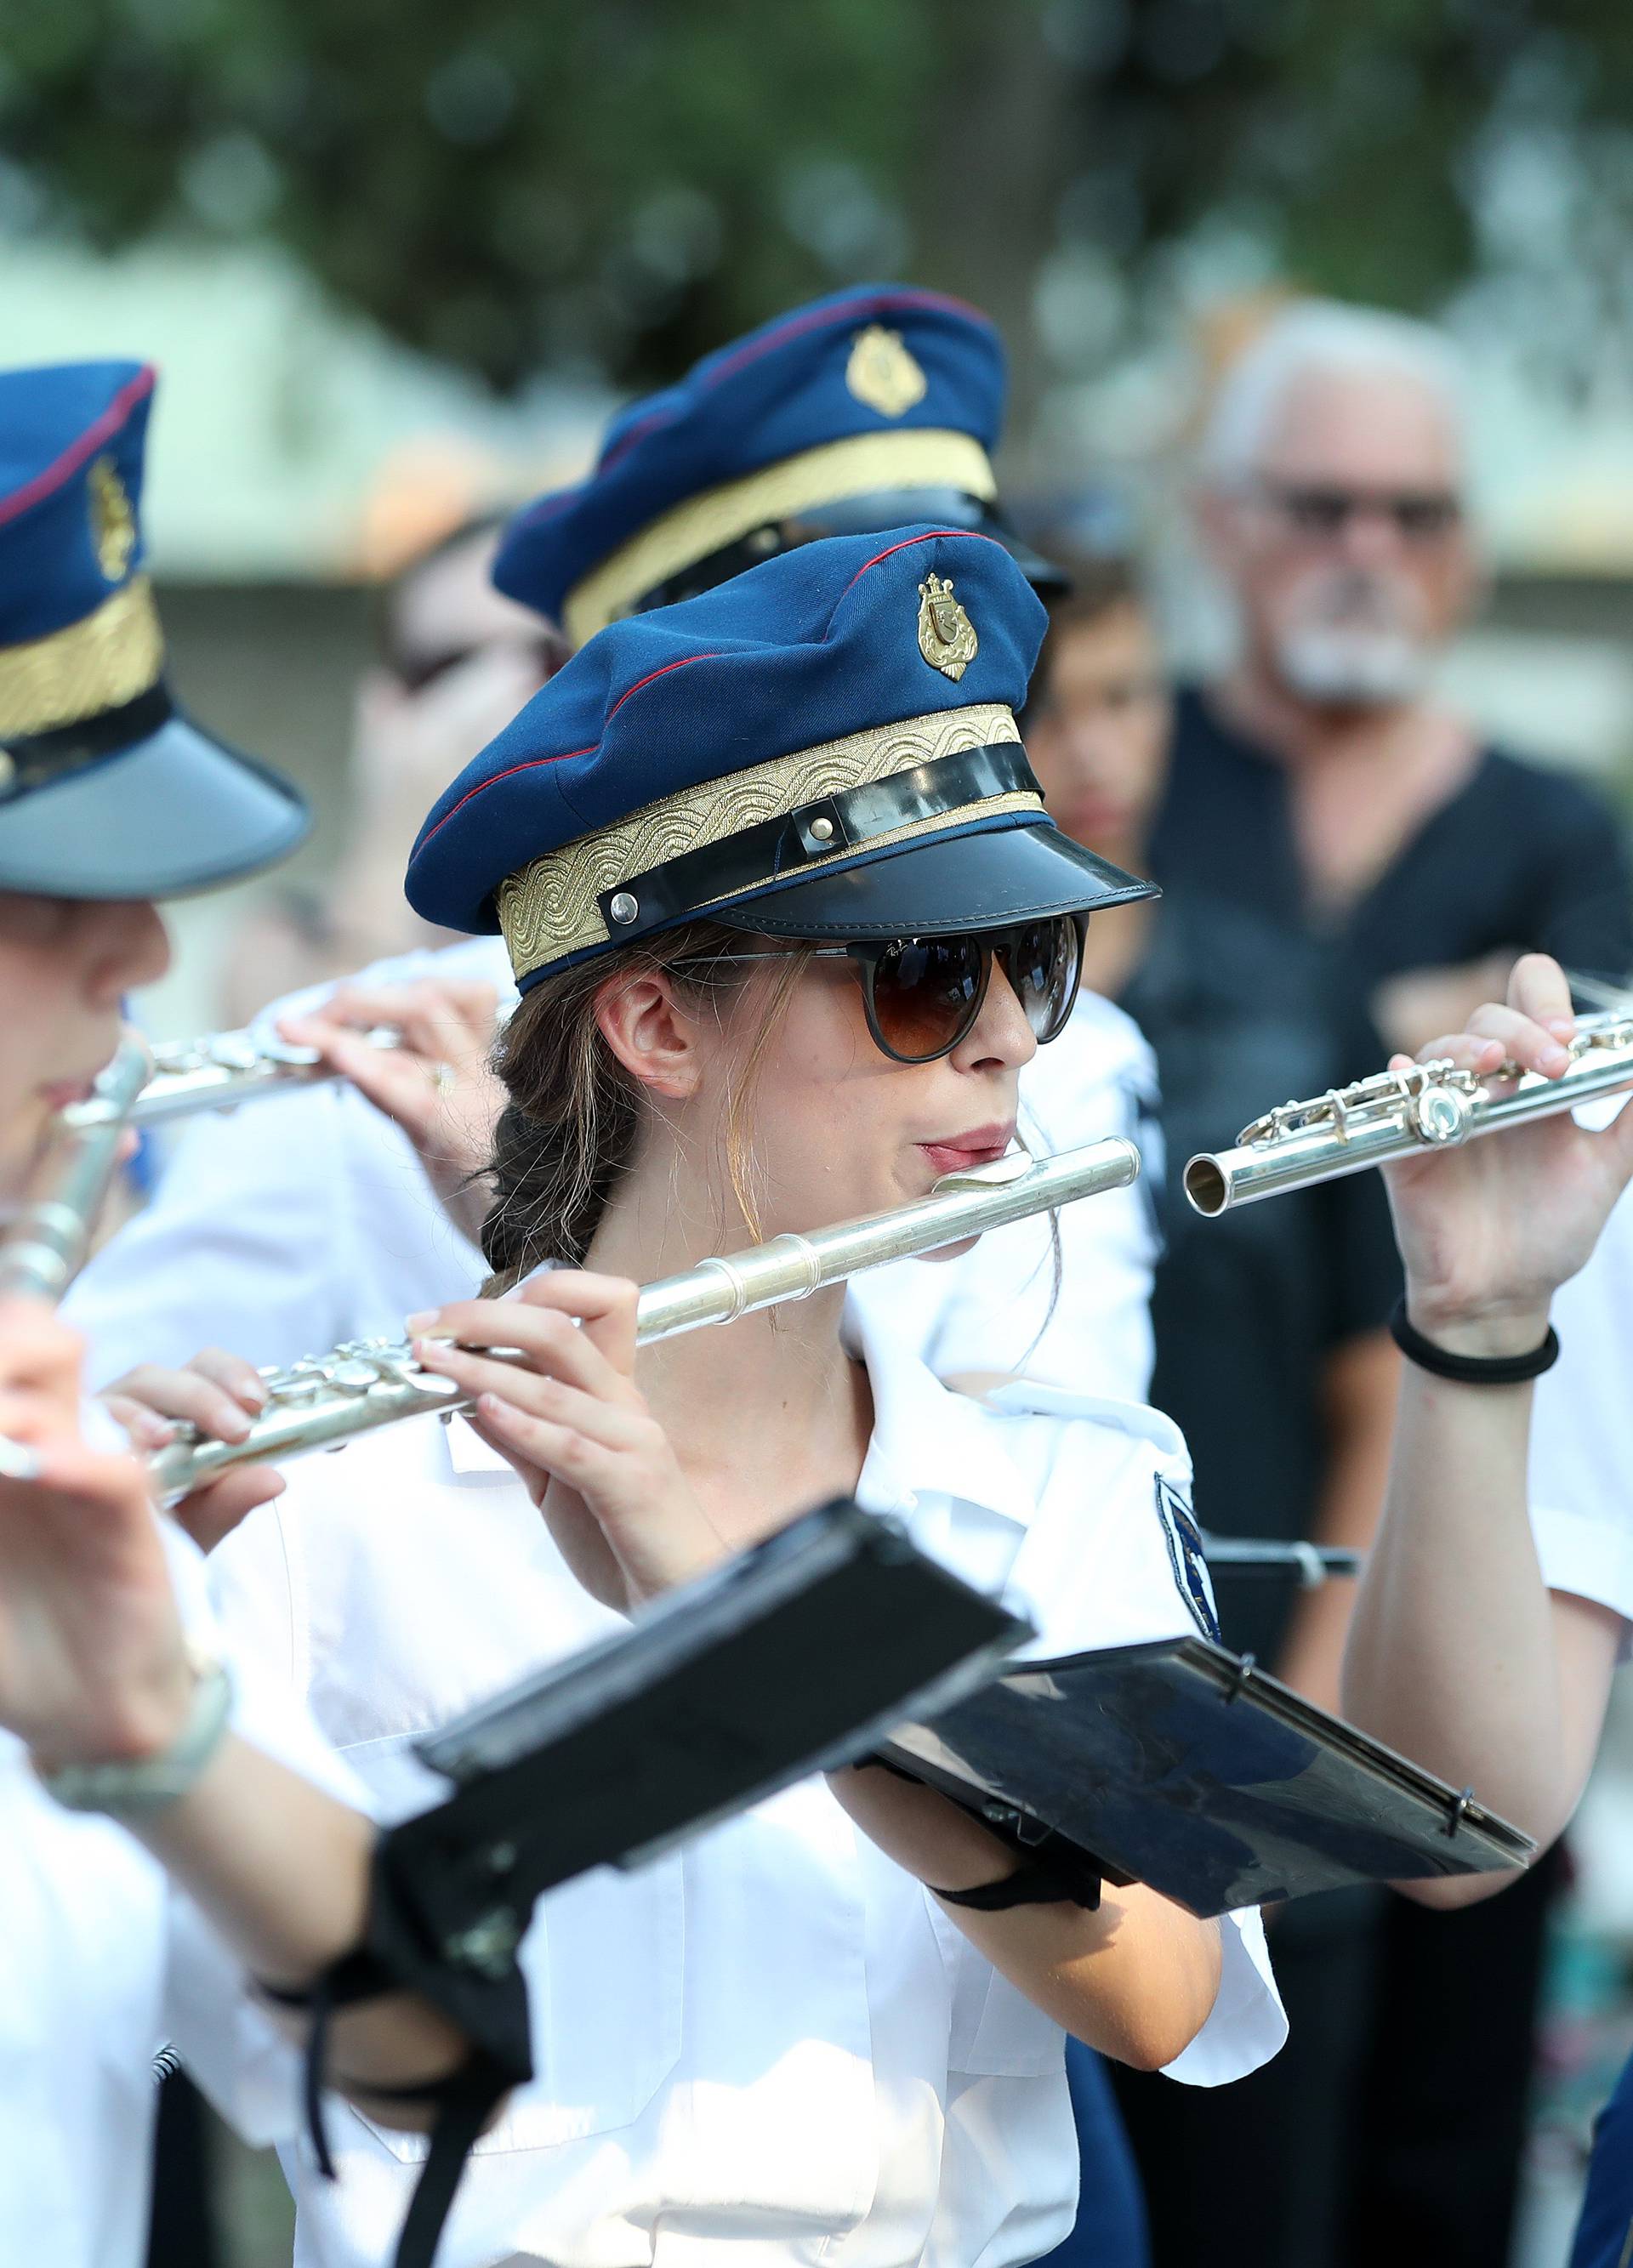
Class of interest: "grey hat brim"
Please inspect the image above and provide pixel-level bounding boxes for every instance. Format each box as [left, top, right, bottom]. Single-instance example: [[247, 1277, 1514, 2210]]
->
[[710, 814, 1157, 941], [0, 714, 309, 899]]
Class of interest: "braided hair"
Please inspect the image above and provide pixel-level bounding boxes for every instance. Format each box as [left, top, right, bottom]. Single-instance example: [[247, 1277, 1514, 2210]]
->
[[480, 922, 807, 1293]]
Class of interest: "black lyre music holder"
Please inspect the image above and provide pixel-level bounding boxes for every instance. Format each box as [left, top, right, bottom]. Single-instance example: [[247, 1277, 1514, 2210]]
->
[[875, 1636, 1534, 1918]]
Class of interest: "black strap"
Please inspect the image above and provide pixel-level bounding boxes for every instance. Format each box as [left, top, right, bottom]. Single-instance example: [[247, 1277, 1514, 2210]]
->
[[596, 741, 1038, 943], [364, 2055, 515, 2268], [0, 682, 174, 800], [254, 1829, 533, 2268], [1389, 1294, 1559, 1384], [932, 1859, 1101, 1912]]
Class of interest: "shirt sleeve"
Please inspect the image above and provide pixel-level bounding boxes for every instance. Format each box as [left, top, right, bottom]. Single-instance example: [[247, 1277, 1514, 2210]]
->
[[1528, 1190, 1633, 1651], [982, 1389, 1289, 2086]]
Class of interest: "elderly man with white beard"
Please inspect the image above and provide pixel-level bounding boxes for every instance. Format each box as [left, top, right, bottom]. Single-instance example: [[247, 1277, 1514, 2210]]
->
[[1152, 298, 1633, 1063], [1116, 302, 1633, 2268]]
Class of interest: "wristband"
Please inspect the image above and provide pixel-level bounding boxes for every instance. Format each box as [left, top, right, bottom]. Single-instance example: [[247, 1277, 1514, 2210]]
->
[[1389, 1296, 1559, 1385], [931, 1860, 1100, 1913], [36, 1652, 234, 1816]]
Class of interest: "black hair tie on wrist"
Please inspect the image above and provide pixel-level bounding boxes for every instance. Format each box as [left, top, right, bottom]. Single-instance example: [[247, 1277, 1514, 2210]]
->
[[1389, 1295, 1559, 1384]]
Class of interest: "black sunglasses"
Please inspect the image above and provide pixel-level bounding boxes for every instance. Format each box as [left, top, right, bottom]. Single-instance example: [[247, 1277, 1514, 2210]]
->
[[1256, 479, 1463, 544], [679, 914, 1087, 1065]]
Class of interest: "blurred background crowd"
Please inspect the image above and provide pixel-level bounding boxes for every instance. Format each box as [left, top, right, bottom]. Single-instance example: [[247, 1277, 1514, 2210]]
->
[[9, 2, 1633, 2263]]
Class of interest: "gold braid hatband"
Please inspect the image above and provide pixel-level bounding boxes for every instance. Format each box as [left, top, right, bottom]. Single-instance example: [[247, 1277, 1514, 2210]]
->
[[562, 429, 998, 645], [0, 577, 165, 740], [498, 701, 1038, 981]]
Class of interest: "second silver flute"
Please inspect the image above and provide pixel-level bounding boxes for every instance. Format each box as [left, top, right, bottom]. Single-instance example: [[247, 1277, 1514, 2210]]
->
[[148, 1136, 1140, 1505], [1184, 1008, 1633, 1217]]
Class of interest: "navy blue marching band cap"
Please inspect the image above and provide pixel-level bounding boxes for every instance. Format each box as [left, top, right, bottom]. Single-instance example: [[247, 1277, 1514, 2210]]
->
[[407, 526, 1156, 996], [493, 284, 1064, 651], [0, 360, 308, 898]]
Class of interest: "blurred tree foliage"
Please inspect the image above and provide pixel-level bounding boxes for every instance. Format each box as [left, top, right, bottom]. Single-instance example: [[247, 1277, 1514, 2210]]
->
[[3, 0, 1632, 395]]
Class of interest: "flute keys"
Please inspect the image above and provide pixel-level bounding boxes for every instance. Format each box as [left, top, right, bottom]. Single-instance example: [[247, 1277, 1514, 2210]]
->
[[328, 1358, 382, 1391], [1409, 1083, 1477, 1145]]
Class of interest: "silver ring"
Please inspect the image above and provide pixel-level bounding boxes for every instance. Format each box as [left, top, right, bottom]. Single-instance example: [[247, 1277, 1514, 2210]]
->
[[430, 1062, 456, 1097]]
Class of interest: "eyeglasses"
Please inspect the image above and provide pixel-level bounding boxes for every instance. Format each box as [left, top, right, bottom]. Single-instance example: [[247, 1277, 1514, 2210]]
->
[[1255, 480, 1463, 544], [678, 914, 1087, 1065]]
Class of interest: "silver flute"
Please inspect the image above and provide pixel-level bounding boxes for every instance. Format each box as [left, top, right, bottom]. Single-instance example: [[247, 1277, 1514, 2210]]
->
[[148, 1136, 1141, 1505], [1183, 1008, 1633, 1217], [76, 1024, 401, 1131], [0, 1035, 154, 1303]]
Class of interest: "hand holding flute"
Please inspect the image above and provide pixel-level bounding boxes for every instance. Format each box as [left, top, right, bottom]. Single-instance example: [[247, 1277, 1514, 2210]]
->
[[1380, 954, 1633, 1358]]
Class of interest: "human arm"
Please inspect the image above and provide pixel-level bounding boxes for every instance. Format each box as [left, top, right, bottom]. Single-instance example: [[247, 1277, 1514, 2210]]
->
[[1272, 1328, 1399, 1712], [0, 1301, 469, 2112], [1340, 953, 1633, 1903], [826, 1759, 1221, 2069]]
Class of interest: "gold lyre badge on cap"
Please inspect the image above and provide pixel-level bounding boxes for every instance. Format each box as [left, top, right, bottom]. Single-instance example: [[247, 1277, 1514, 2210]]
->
[[88, 457, 136, 583], [917, 573, 978, 681], [846, 325, 928, 418]]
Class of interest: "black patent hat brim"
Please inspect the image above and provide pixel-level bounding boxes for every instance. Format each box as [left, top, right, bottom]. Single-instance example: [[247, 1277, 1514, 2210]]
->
[[0, 714, 310, 899], [708, 815, 1158, 942]]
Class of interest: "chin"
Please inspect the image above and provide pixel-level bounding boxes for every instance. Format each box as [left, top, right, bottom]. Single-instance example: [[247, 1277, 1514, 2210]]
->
[[1277, 628, 1433, 708], [919, 1232, 979, 1265]]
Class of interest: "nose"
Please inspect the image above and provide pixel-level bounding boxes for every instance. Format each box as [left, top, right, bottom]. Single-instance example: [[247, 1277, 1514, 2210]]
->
[[1338, 504, 1405, 571], [953, 957, 1037, 1075], [79, 900, 170, 1007]]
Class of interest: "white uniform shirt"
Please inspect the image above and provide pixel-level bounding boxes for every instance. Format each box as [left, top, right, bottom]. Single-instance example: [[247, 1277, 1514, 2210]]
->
[[1528, 1175, 1633, 1642], [208, 1299, 1284, 2268], [67, 942, 1159, 1404], [0, 1510, 363, 2268]]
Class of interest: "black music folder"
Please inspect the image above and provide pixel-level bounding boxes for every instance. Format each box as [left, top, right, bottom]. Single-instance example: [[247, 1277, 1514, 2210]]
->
[[387, 1497, 1028, 1944], [876, 1639, 1535, 1917]]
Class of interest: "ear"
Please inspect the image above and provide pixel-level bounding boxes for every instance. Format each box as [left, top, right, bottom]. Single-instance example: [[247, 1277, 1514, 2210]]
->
[[594, 969, 706, 1101]]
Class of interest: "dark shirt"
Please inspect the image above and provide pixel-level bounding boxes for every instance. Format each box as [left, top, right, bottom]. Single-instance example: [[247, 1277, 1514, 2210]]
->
[[1151, 688, 1633, 1057], [1120, 891, 1402, 1665]]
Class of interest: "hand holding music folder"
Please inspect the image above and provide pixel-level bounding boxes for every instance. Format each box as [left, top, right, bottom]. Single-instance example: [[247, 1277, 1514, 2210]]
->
[[875, 1640, 1535, 1918]]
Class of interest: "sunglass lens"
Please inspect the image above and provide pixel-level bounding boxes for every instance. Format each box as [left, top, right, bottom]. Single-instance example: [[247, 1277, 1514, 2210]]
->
[[869, 935, 986, 1061], [999, 917, 1082, 1042]]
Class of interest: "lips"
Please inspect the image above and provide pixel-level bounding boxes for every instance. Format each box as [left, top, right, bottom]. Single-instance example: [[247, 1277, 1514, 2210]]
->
[[919, 1122, 1016, 1176], [38, 1060, 109, 1111]]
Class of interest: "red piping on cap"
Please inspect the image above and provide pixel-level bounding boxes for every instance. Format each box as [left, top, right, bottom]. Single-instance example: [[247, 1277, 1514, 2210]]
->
[[415, 651, 724, 851], [0, 367, 156, 529], [838, 526, 1006, 601]]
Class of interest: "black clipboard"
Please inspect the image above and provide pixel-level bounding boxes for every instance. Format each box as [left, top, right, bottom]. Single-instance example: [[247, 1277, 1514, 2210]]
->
[[384, 1497, 1028, 1957], [876, 1638, 1535, 1917]]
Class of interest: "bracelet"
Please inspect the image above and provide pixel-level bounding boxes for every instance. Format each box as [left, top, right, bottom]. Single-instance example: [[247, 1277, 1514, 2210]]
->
[[35, 1652, 235, 1816], [1389, 1296, 1559, 1385]]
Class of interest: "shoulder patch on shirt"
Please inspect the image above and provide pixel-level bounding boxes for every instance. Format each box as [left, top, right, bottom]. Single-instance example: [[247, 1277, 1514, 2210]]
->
[[1154, 1475, 1221, 1641]]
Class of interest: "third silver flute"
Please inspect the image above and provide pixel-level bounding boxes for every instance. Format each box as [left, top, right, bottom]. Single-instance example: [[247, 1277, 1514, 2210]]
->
[[1184, 1009, 1633, 1216]]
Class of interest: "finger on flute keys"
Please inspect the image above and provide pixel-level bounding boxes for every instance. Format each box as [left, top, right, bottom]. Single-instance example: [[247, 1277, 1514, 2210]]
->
[[1404, 953, 1579, 1083], [102, 1347, 268, 1449], [410, 1273, 642, 1407]]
